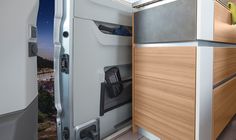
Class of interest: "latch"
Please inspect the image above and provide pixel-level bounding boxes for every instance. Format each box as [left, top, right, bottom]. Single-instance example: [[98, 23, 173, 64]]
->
[[28, 25, 38, 57], [28, 42, 38, 57], [75, 119, 100, 140], [61, 54, 69, 74]]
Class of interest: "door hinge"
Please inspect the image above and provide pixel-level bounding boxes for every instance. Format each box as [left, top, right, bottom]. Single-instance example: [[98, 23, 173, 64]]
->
[[63, 127, 70, 140], [61, 54, 69, 74]]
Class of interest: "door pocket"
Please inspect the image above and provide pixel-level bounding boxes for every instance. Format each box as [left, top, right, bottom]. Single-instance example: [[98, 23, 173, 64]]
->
[[92, 21, 132, 46]]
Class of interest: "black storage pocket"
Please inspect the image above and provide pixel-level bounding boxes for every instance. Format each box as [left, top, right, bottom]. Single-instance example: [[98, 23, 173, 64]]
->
[[105, 67, 123, 98], [100, 65, 132, 116]]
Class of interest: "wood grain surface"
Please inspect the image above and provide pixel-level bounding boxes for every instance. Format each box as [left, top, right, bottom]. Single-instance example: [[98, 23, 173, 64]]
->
[[133, 47, 196, 140], [213, 77, 236, 139], [214, 47, 236, 85], [214, 1, 236, 43]]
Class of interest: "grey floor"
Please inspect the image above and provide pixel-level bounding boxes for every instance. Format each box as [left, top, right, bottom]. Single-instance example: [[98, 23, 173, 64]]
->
[[217, 115, 236, 140]]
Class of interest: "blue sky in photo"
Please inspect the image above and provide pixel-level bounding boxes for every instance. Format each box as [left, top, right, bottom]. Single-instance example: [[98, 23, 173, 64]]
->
[[37, 0, 54, 60]]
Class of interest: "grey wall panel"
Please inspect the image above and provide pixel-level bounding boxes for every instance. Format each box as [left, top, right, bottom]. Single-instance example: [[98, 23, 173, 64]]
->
[[73, 18, 132, 138], [0, 97, 38, 140], [134, 0, 197, 43], [74, 0, 132, 26]]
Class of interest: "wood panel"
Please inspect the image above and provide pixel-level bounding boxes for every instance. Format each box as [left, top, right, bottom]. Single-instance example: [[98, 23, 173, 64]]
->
[[214, 1, 236, 43], [214, 47, 236, 85], [213, 77, 236, 139], [133, 47, 196, 140]]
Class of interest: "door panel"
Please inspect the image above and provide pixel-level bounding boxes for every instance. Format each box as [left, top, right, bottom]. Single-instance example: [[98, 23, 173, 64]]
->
[[213, 77, 236, 139], [0, 0, 38, 116], [73, 18, 132, 138], [0, 0, 39, 140], [55, 0, 133, 139], [214, 47, 236, 85], [133, 47, 196, 140], [74, 0, 132, 26]]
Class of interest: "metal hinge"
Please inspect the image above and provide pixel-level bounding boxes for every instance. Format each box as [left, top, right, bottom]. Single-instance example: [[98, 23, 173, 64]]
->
[[61, 54, 69, 74], [63, 127, 70, 140]]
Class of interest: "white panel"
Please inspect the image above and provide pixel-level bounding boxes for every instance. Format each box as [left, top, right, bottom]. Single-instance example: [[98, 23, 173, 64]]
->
[[74, 0, 132, 26], [195, 47, 213, 140], [73, 18, 132, 137], [197, 0, 214, 41], [0, 0, 38, 115]]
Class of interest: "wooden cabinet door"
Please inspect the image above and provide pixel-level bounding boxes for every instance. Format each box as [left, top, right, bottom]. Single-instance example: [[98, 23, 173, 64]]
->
[[213, 77, 236, 139], [214, 1, 236, 43], [214, 47, 236, 85], [133, 47, 196, 140]]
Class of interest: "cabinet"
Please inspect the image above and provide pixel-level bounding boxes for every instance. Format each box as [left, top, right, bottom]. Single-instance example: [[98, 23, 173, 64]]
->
[[213, 47, 236, 139], [132, 1, 236, 140], [213, 77, 236, 139], [133, 45, 236, 140], [133, 47, 196, 140]]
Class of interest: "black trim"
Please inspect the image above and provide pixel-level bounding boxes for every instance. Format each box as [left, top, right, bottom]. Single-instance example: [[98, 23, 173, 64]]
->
[[214, 73, 236, 89], [100, 83, 106, 116]]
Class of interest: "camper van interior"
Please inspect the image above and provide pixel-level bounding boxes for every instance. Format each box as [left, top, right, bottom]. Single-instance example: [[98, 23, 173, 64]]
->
[[1, 0, 236, 140]]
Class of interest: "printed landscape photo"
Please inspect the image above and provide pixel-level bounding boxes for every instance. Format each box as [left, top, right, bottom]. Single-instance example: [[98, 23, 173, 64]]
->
[[37, 0, 56, 139], [37, 57, 56, 140]]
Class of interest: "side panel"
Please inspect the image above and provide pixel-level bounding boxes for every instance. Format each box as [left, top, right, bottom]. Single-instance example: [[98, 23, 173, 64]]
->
[[197, 0, 214, 41], [0, 0, 38, 115], [133, 47, 196, 140], [195, 47, 213, 140], [73, 18, 132, 138]]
